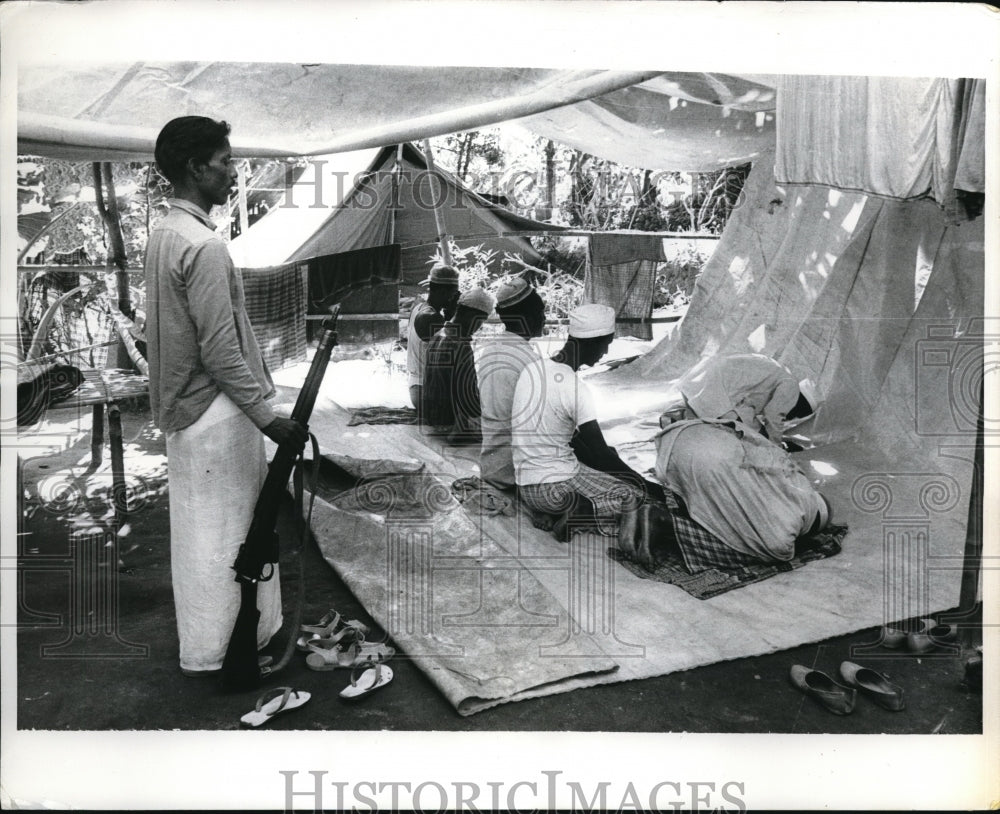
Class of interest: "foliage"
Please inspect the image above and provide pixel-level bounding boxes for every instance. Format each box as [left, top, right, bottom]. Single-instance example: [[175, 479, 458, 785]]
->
[[524, 265, 583, 320], [424, 239, 584, 322], [430, 129, 505, 184], [536, 236, 587, 278], [426, 241, 509, 292], [662, 164, 751, 234], [653, 242, 716, 307], [18, 158, 172, 267]]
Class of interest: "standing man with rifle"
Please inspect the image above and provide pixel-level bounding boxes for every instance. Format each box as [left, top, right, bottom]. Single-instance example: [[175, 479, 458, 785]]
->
[[145, 117, 307, 677]]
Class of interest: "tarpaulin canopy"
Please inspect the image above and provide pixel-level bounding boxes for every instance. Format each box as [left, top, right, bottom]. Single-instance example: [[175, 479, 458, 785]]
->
[[17, 63, 776, 171]]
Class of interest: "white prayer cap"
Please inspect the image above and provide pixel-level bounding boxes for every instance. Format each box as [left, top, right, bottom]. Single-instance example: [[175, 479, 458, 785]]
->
[[458, 287, 495, 315], [568, 303, 616, 338], [495, 277, 533, 310], [799, 378, 820, 412]]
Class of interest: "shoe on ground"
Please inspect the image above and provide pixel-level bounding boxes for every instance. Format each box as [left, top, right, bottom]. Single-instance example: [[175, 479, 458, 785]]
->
[[839, 661, 905, 711], [789, 664, 856, 715]]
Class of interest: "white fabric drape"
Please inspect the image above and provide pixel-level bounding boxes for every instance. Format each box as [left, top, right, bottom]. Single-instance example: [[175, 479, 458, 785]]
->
[[775, 75, 985, 204]]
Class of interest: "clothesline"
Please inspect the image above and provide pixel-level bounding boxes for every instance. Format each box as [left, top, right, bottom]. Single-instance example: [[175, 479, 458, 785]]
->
[[401, 229, 720, 251], [305, 314, 684, 324]]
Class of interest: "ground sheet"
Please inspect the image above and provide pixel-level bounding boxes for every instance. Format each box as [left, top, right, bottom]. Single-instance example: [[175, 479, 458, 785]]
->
[[271, 361, 973, 715]]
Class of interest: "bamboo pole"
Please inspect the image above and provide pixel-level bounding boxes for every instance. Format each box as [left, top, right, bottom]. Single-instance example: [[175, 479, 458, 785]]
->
[[93, 162, 131, 318]]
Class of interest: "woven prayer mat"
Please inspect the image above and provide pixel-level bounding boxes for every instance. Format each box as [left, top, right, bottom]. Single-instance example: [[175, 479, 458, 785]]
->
[[609, 524, 848, 600], [347, 406, 418, 425]]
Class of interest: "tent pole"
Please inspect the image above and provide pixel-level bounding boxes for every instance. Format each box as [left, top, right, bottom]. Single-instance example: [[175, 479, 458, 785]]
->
[[236, 162, 250, 237], [421, 139, 453, 266], [389, 143, 403, 245], [956, 374, 983, 650]]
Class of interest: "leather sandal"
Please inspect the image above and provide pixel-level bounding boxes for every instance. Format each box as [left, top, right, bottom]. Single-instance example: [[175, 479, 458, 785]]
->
[[296, 610, 369, 652], [789, 664, 856, 715], [839, 661, 905, 711], [906, 617, 939, 654], [305, 631, 395, 671]]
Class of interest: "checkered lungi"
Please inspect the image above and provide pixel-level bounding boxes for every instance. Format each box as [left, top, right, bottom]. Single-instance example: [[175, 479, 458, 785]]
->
[[669, 510, 762, 573], [519, 465, 644, 517]]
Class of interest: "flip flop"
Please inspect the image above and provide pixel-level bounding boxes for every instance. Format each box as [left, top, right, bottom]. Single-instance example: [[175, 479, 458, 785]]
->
[[339, 657, 393, 701], [239, 686, 311, 727]]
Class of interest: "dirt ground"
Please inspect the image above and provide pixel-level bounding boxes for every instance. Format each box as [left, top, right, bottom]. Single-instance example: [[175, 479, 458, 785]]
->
[[15, 400, 983, 735]]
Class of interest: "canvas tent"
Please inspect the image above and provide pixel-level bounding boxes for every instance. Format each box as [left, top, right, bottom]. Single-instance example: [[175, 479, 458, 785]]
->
[[11, 57, 989, 715], [227, 142, 554, 285]]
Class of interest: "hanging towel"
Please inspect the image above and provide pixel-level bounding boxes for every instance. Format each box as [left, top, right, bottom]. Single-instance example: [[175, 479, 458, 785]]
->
[[586, 234, 666, 341], [240, 263, 307, 371]]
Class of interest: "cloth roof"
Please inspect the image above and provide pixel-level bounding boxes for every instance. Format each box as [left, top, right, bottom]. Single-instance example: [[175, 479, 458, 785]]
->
[[17, 63, 776, 171]]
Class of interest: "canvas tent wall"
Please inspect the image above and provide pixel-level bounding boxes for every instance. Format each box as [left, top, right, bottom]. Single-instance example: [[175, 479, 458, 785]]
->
[[634, 76, 986, 462], [228, 143, 555, 287]]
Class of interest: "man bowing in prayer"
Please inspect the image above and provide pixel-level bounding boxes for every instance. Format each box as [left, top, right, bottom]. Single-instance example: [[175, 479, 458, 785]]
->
[[668, 353, 818, 447], [512, 303, 664, 541], [144, 117, 307, 676]]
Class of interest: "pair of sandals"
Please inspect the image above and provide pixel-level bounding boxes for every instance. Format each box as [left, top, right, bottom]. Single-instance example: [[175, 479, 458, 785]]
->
[[300, 609, 395, 702], [882, 618, 958, 654], [790, 661, 906, 715], [295, 609, 369, 653], [305, 630, 395, 672], [237, 663, 394, 726]]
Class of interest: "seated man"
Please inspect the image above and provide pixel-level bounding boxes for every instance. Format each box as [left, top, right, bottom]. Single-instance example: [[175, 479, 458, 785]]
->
[[670, 353, 818, 445], [407, 264, 460, 410], [421, 286, 495, 445], [625, 417, 831, 572], [477, 277, 546, 490], [512, 303, 663, 541]]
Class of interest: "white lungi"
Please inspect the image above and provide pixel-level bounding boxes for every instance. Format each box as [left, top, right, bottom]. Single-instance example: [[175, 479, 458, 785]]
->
[[165, 392, 283, 672]]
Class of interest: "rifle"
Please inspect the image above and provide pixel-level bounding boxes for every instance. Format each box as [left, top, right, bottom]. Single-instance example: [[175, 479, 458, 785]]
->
[[221, 306, 340, 692]]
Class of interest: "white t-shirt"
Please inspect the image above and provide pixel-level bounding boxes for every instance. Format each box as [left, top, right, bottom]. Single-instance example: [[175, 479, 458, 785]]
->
[[511, 357, 597, 486], [477, 331, 539, 488]]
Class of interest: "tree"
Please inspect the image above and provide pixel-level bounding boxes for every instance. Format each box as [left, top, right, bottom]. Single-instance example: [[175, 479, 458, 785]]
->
[[664, 164, 750, 234], [429, 129, 505, 185]]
